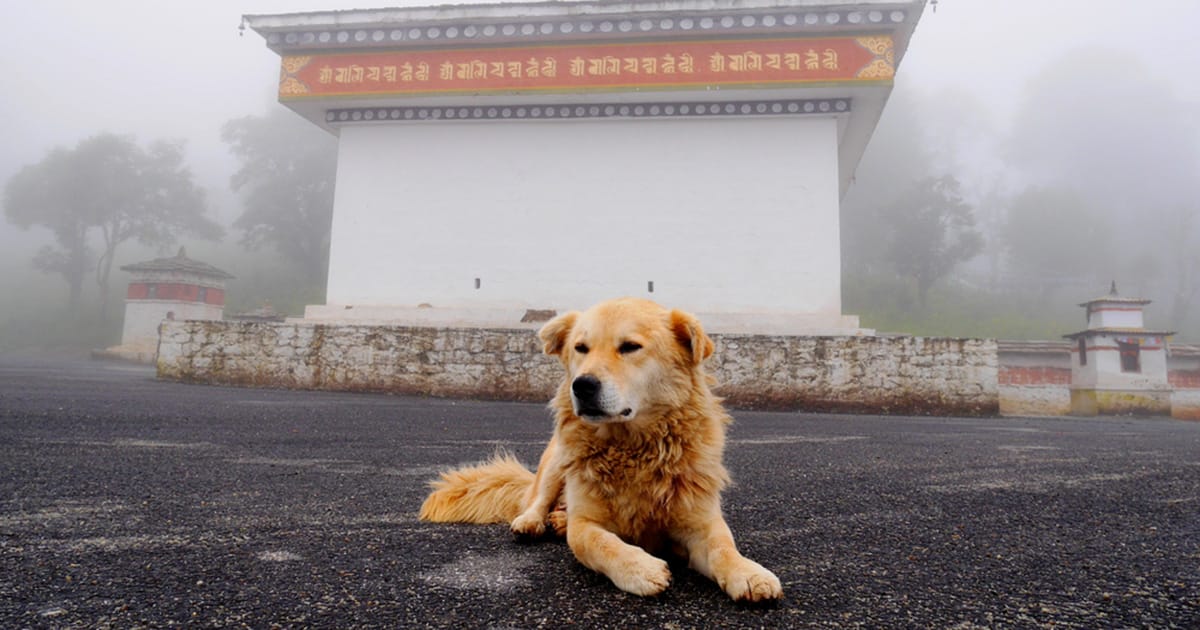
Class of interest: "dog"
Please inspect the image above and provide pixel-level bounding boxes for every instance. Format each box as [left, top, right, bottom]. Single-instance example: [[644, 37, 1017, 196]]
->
[[419, 298, 783, 602]]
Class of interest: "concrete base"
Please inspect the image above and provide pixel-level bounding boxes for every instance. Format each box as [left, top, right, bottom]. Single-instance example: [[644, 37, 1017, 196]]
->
[[1069, 388, 1173, 417], [91, 341, 158, 364], [302, 304, 871, 336]]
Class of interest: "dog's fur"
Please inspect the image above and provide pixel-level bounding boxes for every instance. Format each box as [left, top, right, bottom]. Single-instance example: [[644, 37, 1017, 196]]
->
[[419, 298, 782, 602]]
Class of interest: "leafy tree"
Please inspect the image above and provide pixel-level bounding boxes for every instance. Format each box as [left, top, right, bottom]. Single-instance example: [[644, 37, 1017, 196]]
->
[[4, 148, 93, 308], [221, 109, 337, 285], [1003, 187, 1113, 292], [883, 176, 983, 305], [4, 134, 220, 315], [1164, 206, 1200, 334], [842, 88, 935, 277]]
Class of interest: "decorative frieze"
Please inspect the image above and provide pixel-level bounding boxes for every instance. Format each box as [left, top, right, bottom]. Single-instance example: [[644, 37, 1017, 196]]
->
[[259, 8, 908, 52], [325, 98, 850, 125]]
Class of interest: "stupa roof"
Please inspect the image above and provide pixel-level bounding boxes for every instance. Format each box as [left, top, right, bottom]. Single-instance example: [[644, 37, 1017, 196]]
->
[[120, 247, 235, 280], [1078, 281, 1151, 307]]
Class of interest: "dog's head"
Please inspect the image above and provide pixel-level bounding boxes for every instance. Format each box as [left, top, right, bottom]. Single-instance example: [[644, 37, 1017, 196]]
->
[[539, 298, 714, 423]]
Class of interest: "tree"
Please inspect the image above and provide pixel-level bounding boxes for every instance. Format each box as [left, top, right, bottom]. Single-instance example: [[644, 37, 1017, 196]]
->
[[4, 148, 93, 308], [842, 87, 936, 277], [222, 109, 338, 285], [884, 176, 983, 305], [1007, 47, 1200, 299], [1164, 206, 1200, 336], [4, 134, 220, 315], [1002, 186, 1113, 291], [77, 135, 222, 318]]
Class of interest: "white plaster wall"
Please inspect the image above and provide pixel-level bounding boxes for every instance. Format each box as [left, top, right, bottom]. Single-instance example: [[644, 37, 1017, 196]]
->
[[121, 301, 223, 345], [326, 116, 842, 315], [1072, 336, 1170, 390], [1089, 309, 1143, 329]]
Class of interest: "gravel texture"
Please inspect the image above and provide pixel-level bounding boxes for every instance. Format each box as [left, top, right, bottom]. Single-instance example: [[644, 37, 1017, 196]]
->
[[1, 355, 1198, 628]]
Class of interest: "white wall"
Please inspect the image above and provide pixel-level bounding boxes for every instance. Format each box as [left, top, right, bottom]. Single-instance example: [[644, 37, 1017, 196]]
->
[[1087, 307, 1144, 329], [121, 301, 223, 346], [326, 115, 842, 315], [1071, 334, 1170, 390]]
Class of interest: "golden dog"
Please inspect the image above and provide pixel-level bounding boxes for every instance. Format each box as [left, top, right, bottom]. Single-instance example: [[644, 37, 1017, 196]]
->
[[419, 298, 783, 602]]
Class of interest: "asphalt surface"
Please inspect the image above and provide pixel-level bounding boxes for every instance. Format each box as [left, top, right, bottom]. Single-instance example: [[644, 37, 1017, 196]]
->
[[1, 354, 1198, 629]]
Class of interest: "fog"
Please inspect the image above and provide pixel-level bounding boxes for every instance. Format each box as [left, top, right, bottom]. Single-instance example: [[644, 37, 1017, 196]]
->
[[2, 0, 1198, 349]]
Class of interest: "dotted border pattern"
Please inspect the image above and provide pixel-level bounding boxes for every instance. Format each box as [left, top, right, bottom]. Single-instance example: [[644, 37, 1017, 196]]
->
[[266, 9, 906, 49], [324, 98, 851, 124]]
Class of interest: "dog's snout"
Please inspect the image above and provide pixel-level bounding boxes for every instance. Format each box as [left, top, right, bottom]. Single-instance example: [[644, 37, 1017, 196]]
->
[[572, 375, 602, 401]]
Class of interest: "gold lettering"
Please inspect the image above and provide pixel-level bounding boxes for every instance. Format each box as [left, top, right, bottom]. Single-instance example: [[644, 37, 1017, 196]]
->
[[508, 61, 523, 78], [587, 57, 619, 76], [805, 49, 820, 71], [641, 57, 658, 75], [490, 61, 506, 78], [766, 54, 781, 70], [383, 66, 397, 82], [415, 62, 429, 81], [678, 53, 694, 74], [709, 52, 725, 72], [661, 54, 676, 74], [340, 65, 362, 83], [318, 66, 333, 84], [784, 53, 801, 71], [455, 61, 487, 80], [569, 57, 586, 77], [400, 62, 414, 82], [525, 57, 541, 78], [822, 48, 839, 70], [623, 58, 639, 74], [541, 57, 557, 78], [439, 61, 454, 81], [367, 66, 381, 81]]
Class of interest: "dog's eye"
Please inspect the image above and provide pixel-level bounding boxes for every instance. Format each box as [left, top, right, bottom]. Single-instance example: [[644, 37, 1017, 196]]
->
[[574, 343, 589, 354], [618, 341, 642, 354]]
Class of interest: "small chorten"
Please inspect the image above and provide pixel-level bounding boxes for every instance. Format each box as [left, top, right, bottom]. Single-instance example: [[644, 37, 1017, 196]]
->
[[101, 247, 234, 362], [1063, 282, 1174, 416]]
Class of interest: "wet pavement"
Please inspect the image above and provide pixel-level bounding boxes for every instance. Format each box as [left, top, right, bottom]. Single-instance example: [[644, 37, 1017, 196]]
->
[[1, 354, 1198, 628]]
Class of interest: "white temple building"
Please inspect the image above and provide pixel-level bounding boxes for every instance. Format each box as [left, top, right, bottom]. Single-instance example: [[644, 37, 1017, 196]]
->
[[1065, 284, 1175, 416], [100, 247, 233, 362], [243, 0, 925, 334]]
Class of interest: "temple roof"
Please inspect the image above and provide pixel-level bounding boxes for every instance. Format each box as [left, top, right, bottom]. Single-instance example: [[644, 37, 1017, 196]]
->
[[244, 0, 927, 198], [1079, 281, 1152, 307], [120, 247, 235, 280], [246, 1, 924, 55]]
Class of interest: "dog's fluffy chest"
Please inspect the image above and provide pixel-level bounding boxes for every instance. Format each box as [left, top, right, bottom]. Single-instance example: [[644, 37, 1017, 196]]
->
[[563, 417, 728, 540]]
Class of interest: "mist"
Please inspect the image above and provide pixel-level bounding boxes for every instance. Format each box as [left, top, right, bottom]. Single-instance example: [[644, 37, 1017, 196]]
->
[[2, 0, 1198, 352]]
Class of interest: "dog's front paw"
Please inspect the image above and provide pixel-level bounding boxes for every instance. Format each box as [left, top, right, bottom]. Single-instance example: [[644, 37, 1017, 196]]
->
[[510, 511, 546, 539], [547, 509, 568, 538], [612, 554, 672, 597], [723, 562, 783, 603]]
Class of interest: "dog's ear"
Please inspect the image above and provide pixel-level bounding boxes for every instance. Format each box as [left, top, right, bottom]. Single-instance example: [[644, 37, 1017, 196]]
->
[[670, 309, 714, 365], [538, 311, 579, 356]]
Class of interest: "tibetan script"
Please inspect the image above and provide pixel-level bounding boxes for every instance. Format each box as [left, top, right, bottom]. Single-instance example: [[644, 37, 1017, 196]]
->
[[280, 36, 894, 98]]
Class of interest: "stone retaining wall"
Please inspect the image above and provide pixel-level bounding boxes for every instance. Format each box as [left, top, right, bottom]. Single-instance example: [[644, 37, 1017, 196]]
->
[[156, 320, 999, 416], [997, 341, 1200, 420]]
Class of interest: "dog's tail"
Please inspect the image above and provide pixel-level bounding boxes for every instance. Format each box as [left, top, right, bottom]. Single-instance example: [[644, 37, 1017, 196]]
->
[[419, 452, 534, 523]]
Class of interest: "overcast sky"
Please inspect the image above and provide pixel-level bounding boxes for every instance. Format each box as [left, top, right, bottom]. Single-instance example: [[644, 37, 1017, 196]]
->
[[2, 0, 1198, 236]]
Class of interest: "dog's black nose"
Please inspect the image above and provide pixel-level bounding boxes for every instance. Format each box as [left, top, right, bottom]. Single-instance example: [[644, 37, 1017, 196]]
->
[[572, 375, 601, 401]]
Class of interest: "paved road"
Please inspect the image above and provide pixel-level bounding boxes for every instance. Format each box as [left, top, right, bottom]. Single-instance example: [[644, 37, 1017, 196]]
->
[[1, 354, 1198, 628]]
